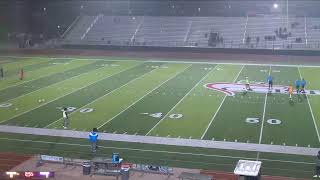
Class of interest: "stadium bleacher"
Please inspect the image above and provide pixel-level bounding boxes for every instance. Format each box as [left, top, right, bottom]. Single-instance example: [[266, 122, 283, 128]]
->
[[63, 15, 320, 50]]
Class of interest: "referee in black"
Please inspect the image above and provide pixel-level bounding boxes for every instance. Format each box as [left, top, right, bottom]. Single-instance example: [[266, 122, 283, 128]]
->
[[0, 67, 3, 79]]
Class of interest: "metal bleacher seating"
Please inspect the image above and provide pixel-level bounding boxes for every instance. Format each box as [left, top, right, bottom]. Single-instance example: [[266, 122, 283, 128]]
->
[[65, 16, 96, 42], [133, 16, 190, 47], [63, 15, 320, 50], [306, 17, 320, 49]]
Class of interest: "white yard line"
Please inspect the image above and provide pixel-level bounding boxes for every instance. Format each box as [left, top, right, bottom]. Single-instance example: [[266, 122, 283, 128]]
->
[[201, 65, 244, 139], [150, 59, 320, 68], [4, 55, 320, 68], [0, 59, 80, 92], [45, 64, 159, 128], [297, 67, 320, 143], [0, 63, 110, 104], [257, 66, 271, 159], [97, 64, 192, 129], [0, 63, 142, 124], [0, 55, 141, 62], [145, 65, 217, 136], [258, 66, 271, 144]]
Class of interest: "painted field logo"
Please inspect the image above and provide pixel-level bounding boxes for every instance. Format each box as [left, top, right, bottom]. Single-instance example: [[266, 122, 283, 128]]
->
[[205, 82, 320, 96]]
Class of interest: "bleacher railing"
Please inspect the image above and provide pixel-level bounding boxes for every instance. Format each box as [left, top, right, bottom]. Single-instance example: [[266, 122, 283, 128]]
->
[[61, 39, 320, 50]]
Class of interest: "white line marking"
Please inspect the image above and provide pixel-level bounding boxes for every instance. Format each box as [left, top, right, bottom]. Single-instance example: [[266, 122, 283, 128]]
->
[[0, 137, 314, 165], [258, 66, 271, 144], [0, 59, 79, 92], [0, 63, 143, 125], [5, 55, 320, 68], [149, 59, 320, 68], [201, 65, 244, 139], [146, 65, 217, 135], [46, 63, 158, 128], [0, 55, 141, 62], [298, 67, 320, 143], [0, 63, 110, 104], [97, 64, 192, 129]]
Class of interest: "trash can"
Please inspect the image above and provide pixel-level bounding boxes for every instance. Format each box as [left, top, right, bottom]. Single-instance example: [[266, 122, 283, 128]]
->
[[121, 169, 129, 180], [82, 162, 91, 175]]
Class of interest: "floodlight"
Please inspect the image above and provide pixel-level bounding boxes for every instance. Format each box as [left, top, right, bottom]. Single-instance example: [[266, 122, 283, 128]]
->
[[273, 3, 278, 9]]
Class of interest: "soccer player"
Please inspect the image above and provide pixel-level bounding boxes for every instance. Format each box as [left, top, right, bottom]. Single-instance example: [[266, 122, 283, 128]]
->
[[301, 78, 306, 93], [245, 77, 251, 91], [89, 128, 98, 153], [267, 75, 273, 90], [62, 107, 69, 129], [19, 68, 24, 80], [288, 84, 293, 100], [295, 79, 301, 94]]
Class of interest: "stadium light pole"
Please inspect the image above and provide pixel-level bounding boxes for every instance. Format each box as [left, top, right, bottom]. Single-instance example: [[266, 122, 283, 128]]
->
[[286, 0, 289, 29]]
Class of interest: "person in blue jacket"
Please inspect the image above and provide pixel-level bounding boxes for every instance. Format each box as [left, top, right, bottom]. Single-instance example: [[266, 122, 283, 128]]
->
[[267, 75, 273, 90], [89, 128, 98, 153], [301, 78, 306, 93]]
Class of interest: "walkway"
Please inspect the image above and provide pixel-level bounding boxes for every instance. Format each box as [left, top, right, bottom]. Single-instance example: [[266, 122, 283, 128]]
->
[[0, 125, 317, 156]]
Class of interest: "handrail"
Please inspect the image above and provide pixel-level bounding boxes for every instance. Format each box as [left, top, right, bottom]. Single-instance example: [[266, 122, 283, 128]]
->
[[61, 15, 81, 39]]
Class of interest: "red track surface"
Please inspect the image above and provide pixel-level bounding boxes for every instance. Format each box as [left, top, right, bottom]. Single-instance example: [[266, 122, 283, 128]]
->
[[0, 153, 31, 171]]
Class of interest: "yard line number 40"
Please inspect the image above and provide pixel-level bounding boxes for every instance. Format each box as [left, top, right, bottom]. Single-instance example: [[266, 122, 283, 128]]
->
[[145, 112, 183, 119]]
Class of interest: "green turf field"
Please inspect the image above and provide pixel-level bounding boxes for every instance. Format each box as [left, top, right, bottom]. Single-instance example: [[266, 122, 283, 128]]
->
[[0, 56, 319, 178]]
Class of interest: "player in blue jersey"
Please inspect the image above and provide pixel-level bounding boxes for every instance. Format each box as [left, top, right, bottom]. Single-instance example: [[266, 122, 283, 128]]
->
[[295, 79, 301, 94], [89, 128, 98, 153], [267, 75, 273, 90]]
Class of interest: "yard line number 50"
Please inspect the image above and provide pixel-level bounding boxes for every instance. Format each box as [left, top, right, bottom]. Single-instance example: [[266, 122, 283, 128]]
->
[[246, 117, 282, 125]]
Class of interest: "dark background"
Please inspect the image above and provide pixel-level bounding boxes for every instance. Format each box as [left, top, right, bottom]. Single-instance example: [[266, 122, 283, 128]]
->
[[2, 0, 320, 40]]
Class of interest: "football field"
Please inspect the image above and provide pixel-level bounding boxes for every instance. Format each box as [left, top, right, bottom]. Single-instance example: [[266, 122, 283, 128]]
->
[[0, 55, 319, 178], [0, 56, 319, 147]]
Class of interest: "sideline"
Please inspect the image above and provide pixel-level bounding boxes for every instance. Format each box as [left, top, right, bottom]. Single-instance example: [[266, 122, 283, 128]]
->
[[0, 125, 318, 156]]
